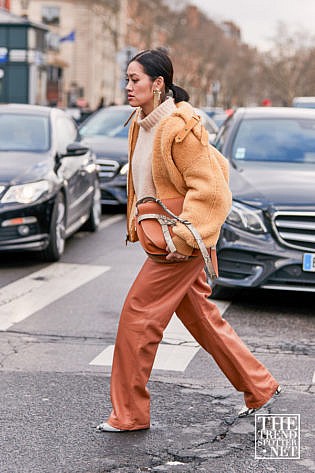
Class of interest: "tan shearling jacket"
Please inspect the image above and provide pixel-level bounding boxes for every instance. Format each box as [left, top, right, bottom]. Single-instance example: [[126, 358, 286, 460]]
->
[[126, 101, 232, 255]]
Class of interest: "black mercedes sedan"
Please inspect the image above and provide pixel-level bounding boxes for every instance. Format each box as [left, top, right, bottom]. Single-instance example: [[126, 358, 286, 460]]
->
[[211, 107, 315, 298], [79, 105, 131, 206], [0, 104, 101, 261]]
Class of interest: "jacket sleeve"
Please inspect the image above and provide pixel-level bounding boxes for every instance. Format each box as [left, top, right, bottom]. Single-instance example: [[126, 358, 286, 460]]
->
[[171, 132, 232, 255]]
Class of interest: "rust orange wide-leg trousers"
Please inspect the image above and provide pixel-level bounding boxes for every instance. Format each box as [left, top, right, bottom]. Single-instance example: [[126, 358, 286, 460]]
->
[[108, 254, 279, 430]]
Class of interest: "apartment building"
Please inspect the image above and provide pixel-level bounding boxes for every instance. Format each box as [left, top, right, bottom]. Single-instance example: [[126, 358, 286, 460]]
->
[[10, 0, 127, 108]]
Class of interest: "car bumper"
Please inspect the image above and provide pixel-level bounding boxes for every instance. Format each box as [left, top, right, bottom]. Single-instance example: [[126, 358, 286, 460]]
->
[[100, 175, 127, 206], [0, 200, 54, 252], [215, 224, 315, 292]]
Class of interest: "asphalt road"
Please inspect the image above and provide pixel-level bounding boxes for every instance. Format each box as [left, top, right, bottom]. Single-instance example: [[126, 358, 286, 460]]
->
[[0, 211, 314, 473]]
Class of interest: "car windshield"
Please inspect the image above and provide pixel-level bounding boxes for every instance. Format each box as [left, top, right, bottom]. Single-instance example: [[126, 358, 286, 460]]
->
[[232, 118, 315, 163], [212, 113, 228, 127], [79, 108, 132, 138], [0, 114, 50, 152]]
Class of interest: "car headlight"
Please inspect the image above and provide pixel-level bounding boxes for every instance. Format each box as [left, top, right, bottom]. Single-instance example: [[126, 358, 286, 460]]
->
[[226, 201, 267, 233], [119, 163, 129, 175], [1, 180, 50, 204]]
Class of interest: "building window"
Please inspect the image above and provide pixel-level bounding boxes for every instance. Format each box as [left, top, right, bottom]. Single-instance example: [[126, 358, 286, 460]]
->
[[42, 5, 60, 26], [46, 32, 60, 51]]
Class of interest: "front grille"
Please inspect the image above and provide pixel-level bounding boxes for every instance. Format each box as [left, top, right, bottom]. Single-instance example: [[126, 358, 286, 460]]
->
[[272, 211, 315, 251], [218, 249, 262, 279], [266, 264, 315, 286], [97, 158, 120, 181]]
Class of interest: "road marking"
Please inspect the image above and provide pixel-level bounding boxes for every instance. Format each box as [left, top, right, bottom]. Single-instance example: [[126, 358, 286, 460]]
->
[[90, 299, 231, 372], [90, 343, 200, 372], [312, 371, 315, 384], [162, 300, 231, 346], [0, 263, 110, 331]]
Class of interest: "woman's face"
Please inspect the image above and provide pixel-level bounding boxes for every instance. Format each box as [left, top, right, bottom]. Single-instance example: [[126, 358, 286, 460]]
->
[[126, 61, 155, 111]]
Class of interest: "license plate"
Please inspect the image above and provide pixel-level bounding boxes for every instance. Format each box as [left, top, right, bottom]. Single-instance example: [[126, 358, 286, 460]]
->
[[302, 253, 315, 272]]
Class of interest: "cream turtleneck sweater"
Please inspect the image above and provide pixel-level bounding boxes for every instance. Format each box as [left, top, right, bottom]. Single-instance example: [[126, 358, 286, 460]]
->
[[132, 98, 176, 200]]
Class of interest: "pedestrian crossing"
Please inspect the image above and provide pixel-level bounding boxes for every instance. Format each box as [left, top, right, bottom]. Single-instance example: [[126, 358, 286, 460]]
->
[[2, 256, 312, 386], [90, 343, 200, 372], [0, 256, 231, 372], [90, 301, 231, 372], [0, 262, 110, 331]]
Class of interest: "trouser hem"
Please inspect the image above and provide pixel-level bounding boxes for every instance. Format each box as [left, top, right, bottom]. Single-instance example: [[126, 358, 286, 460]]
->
[[107, 419, 150, 431], [245, 381, 279, 409]]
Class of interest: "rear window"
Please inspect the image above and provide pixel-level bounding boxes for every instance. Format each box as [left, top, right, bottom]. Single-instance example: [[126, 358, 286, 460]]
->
[[232, 118, 315, 163], [0, 114, 50, 152]]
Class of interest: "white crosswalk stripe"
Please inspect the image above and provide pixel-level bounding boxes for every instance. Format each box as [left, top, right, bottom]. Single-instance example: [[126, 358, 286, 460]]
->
[[0, 263, 110, 331], [90, 343, 200, 372], [89, 300, 231, 372]]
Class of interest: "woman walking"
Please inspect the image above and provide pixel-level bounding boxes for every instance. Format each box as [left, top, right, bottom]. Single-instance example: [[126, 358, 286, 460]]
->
[[96, 49, 280, 432]]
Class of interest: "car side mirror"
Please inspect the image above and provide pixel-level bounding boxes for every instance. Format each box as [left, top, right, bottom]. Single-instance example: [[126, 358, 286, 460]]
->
[[62, 142, 89, 157]]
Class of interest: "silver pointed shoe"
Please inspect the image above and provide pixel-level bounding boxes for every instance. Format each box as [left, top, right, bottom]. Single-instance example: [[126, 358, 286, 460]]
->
[[95, 421, 125, 432]]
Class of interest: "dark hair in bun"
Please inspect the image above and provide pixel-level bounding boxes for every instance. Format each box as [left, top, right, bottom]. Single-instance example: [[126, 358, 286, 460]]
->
[[129, 48, 189, 103]]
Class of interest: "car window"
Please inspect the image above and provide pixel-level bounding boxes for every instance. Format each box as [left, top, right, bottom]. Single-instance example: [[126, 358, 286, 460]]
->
[[0, 114, 50, 152], [56, 116, 78, 153], [195, 108, 218, 134], [232, 118, 315, 163], [79, 108, 132, 138], [213, 118, 232, 152], [212, 113, 229, 127]]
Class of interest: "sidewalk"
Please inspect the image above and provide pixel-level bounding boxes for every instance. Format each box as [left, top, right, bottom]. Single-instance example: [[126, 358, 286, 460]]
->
[[1, 372, 314, 473]]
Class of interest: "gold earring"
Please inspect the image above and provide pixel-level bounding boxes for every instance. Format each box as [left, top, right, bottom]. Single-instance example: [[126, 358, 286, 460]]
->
[[153, 88, 161, 109]]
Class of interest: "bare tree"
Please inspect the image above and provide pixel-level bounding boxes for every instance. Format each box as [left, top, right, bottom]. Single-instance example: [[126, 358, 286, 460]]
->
[[126, 3, 315, 107], [259, 23, 315, 105]]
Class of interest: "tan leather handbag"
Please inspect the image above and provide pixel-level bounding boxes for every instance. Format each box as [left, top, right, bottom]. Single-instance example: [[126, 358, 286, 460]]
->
[[135, 196, 218, 281]]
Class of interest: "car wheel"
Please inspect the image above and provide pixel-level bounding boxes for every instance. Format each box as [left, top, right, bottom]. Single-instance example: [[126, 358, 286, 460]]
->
[[82, 180, 101, 232], [41, 192, 66, 262]]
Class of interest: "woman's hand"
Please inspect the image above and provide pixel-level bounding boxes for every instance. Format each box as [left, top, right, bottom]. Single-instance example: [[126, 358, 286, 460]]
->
[[165, 246, 189, 262]]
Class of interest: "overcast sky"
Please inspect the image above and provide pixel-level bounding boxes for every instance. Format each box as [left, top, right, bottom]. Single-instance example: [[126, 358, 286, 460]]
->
[[190, 0, 315, 50]]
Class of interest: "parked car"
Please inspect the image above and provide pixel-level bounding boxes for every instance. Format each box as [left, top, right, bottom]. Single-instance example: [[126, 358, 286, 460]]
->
[[64, 107, 94, 124], [79, 105, 131, 206], [195, 108, 218, 142], [0, 104, 101, 261], [211, 107, 315, 299], [292, 97, 315, 109], [202, 107, 230, 127], [79, 104, 218, 206]]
